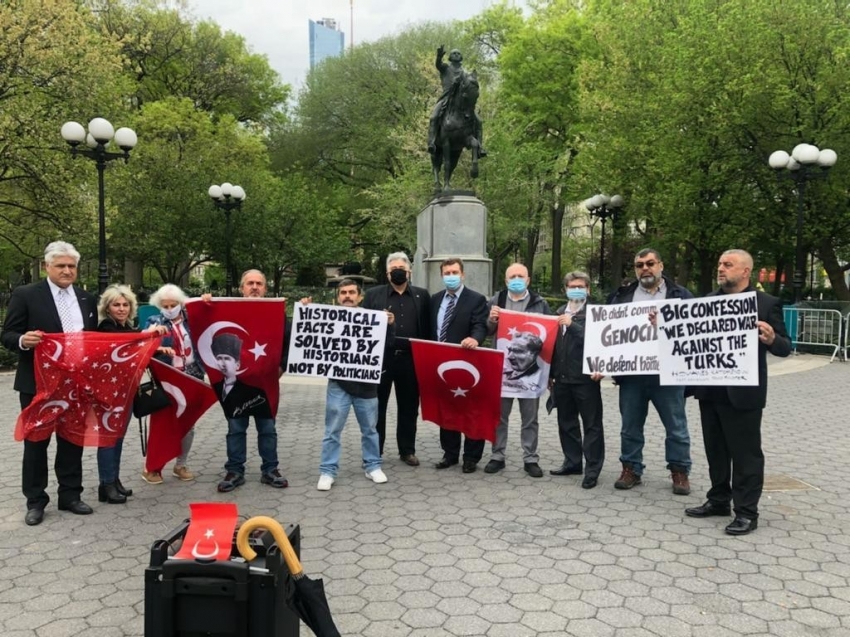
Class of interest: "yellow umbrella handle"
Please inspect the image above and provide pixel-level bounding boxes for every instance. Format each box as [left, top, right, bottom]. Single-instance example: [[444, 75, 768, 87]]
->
[[235, 515, 304, 577]]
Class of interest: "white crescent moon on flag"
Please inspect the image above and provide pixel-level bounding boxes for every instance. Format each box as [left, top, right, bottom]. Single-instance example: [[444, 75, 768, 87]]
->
[[197, 321, 249, 371], [38, 400, 69, 416], [437, 360, 481, 388], [191, 540, 220, 560], [46, 340, 63, 362], [520, 321, 548, 344], [100, 363, 113, 373], [161, 381, 185, 418], [100, 406, 124, 432], [111, 342, 141, 363], [68, 389, 77, 401]]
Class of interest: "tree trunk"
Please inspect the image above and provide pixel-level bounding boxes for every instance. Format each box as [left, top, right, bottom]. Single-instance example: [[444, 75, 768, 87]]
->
[[550, 202, 564, 294], [818, 237, 850, 301]]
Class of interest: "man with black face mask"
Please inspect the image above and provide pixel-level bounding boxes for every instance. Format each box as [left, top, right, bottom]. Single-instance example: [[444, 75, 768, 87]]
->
[[363, 252, 431, 467]]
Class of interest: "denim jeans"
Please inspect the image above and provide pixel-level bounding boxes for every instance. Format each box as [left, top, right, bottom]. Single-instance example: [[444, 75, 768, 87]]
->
[[618, 376, 691, 475], [97, 436, 125, 484], [225, 417, 278, 476], [320, 381, 382, 477]]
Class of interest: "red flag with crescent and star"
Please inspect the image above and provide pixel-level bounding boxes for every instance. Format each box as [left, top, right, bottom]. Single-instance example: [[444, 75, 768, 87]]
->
[[496, 309, 560, 399], [145, 358, 219, 473], [184, 298, 286, 419], [410, 339, 504, 442], [173, 502, 239, 562], [16, 332, 160, 446]]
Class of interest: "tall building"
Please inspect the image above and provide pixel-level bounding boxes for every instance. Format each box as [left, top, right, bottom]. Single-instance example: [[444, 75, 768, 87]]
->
[[309, 18, 345, 69]]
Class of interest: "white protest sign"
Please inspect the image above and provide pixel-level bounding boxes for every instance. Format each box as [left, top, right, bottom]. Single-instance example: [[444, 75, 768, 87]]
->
[[656, 292, 758, 386], [582, 300, 661, 375], [287, 302, 388, 383]]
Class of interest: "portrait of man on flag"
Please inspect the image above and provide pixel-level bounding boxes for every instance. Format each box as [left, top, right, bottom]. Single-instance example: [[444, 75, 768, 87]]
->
[[495, 309, 559, 399]]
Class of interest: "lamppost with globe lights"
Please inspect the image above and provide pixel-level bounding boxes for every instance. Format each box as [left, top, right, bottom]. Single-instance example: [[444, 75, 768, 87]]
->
[[768, 143, 837, 303], [208, 183, 246, 296], [61, 118, 137, 293], [585, 194, 624, 290]]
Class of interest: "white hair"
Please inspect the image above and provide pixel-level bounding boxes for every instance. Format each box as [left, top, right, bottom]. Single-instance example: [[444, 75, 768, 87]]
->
[[44, 241, 80, 265], [385, 252, 411, 270], [149, 283, 189, 309]]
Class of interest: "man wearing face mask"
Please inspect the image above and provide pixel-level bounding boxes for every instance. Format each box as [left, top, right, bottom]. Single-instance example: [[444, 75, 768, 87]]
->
[[430, 258, 489, 473], [549, 272, 604, 488], [607, 248, 694, 495], [363, 253, 431, 467], [484, 263, 552, 478]]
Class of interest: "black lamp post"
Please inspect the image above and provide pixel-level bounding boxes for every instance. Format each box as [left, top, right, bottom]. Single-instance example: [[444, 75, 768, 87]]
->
[[769, 144, 837, 303], [208, 183, 246, 296], [61, 118, 137, 293], [585, 194, 624, 290]]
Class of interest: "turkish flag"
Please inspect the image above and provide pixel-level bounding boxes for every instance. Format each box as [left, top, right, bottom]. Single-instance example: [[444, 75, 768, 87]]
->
[[185, 298, 286, 419], [145, 358, 218, 473], [173, 502, 239, 562], [410, 339, 504, 442], [496, 309, 560, 398], [16, 332, 160, 446]]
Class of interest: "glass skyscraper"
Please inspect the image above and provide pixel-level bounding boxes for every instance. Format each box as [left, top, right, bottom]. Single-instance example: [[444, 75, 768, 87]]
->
[[309, 18, 345, 69]]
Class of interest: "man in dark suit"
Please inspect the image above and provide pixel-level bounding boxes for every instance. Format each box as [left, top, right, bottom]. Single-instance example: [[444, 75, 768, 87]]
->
[[686, 249, 791, 536], [430, 257, 489, 473], [362, 252, 431, 467], [1, 241, 98, 525]]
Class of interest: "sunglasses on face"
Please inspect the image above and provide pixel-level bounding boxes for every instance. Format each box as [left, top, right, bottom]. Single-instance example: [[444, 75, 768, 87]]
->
[[634, 260, 658, 269]]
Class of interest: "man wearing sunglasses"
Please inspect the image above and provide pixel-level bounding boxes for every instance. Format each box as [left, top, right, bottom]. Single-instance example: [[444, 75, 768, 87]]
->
[[607, 248, 694, 495]]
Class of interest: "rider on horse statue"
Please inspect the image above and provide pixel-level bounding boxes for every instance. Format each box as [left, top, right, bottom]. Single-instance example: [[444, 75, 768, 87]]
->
[[427, 46, 487, 158]]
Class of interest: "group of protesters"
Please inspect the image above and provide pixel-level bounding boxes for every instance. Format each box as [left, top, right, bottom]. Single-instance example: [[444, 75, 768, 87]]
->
[[1, 241, 790, 536]]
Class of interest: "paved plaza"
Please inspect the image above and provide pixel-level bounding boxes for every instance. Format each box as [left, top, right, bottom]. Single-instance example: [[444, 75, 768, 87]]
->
[[0, 353, 848, 636]]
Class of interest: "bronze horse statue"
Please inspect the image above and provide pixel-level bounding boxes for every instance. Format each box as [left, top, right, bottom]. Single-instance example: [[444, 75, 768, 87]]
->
[[430, 70, 482, 192]]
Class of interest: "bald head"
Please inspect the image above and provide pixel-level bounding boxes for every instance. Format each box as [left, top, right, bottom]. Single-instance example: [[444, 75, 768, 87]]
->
[[717, 250, 753, 293]]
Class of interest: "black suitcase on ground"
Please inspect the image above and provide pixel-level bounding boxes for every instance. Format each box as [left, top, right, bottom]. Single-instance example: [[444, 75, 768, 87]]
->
[[145, 519, 301, 637]]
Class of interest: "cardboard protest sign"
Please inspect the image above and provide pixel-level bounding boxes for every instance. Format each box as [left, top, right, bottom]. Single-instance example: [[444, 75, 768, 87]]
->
[[656, 292, 759, 386], [287, 302, 388, 383], [582, 301, 661, 375]]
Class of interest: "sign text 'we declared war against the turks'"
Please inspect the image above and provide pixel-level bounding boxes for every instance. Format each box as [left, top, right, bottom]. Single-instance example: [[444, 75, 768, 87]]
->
[[287, 302, 388, 383]]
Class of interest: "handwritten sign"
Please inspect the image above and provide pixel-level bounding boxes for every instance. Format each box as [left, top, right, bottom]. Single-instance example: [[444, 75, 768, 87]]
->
[[656, 292, 758, 385], [583, 301, 661, 375], [287, 302, 388, 384]]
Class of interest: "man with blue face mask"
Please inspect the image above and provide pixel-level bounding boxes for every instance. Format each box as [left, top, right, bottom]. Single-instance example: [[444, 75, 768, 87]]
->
[[548, 271, 605, 488], [484, 263, 552, 478]]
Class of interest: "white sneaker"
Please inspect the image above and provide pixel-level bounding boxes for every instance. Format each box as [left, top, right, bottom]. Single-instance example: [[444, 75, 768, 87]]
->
[[365, 468, 388, 484], [317, 474, 334, 491]]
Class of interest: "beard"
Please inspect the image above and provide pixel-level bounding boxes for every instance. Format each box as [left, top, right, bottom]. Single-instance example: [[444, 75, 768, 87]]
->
[[639, 274, 658, 289]]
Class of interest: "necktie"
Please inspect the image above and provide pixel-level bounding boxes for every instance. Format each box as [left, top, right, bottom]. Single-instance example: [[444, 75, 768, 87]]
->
[[440, 294, 456, 342], [56, 288, 75, 333]]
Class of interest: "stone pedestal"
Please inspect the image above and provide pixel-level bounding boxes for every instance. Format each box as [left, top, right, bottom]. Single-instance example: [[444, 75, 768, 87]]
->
[[413, 194, 492, 297]]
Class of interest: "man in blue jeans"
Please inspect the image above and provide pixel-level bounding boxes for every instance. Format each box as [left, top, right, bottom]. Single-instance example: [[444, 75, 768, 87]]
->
[[607, 249, 693, 495], [311, 279, 395, 490]]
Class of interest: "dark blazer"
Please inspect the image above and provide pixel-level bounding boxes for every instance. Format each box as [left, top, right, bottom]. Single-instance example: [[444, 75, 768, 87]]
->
[[363, 283, 431, 347], [1, 280, 98, 394], [692, 288, 791, 410], [430, 286, 489, 345]]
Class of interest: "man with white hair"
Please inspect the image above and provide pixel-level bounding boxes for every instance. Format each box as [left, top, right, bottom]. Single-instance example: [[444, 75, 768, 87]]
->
[[1, 241, 98, 525]]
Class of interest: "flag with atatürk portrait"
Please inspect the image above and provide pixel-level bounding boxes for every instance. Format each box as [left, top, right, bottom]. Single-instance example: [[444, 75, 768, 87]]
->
[[410, 339, 503, 442], [496, 309, 560, 399], [16, 332, 160, 446]]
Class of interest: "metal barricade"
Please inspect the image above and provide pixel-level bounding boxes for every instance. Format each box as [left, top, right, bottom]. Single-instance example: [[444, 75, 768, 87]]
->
[[788, 307, 843, 361], [844, 312, 850, 361]]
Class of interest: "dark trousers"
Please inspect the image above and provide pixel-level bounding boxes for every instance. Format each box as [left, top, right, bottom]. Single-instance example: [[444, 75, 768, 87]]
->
[[440, 429, 485, 463], [553, 382, 605, 478], [20, 393, 84, 510], [699, 400, 764, 520], [376, 351, 419, 456]]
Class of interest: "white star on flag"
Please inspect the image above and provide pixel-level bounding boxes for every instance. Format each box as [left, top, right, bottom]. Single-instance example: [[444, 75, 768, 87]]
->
[[451, 387, 469, 397], [204, 529, 215, 539], [507, 326, 519, 338], [248, 341, 267, 359]]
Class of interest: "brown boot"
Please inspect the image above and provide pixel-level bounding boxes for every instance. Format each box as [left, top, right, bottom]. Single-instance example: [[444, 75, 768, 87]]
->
[[671, 470, 691, 495], [614, 464, 642, 490]]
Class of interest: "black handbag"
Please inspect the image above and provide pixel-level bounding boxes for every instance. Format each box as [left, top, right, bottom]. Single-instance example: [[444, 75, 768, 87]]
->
[[133, 370, 171, 418]]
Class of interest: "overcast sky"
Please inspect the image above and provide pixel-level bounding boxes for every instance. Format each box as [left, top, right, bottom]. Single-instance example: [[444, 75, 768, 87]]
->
[[187, 0, 513, 90]]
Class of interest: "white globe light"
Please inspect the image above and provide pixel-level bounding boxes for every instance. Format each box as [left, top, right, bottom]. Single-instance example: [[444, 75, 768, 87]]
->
[[85, 133, 98, 149], [88, 117, 114, 144], [113, 127, 137, 150], [231, 186, 246, 200], [61, 121, 86, 145], [817, 148, 837, 167], [609, 194, 625, 208], [590, 195, 604, 208], [220, 182, 233, 197], [787, 157, 801, 171], [600, 194, 611, 205], [768, 150, 790, 170], [792, 143, 820, 164], [208, 185, 223, 199]]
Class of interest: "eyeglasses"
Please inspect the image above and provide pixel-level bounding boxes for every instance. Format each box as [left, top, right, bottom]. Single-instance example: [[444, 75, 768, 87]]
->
[[634, 260, 658, 270]]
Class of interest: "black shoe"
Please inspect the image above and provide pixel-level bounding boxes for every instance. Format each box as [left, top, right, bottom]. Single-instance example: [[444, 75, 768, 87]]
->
[[725, 516, 758, 535], [25, 508, 45, 526], [115, 479, 133, 497], [462, 460, 477, 474], [484, 460, 505, 474], [524, 463, 543, 478], [98, 483, 127, 504], [217, 472, 246, 493], [581, 476, 598, 489], [550, 465, 582, 476], [685, 501, 732, 518], [58, 500, 93, 515], [400, 454, 420, 467], [435, 457, 459, 469]]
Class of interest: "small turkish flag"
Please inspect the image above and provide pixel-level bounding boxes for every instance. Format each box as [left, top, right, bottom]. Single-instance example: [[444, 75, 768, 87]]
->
[[145, 358, 218, 473], [173, 502, 239, 562], [496, 309, 560, 398], [410, 339, 504, 442]]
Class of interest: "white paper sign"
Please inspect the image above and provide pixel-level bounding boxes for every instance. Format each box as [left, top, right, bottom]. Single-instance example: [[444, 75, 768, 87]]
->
[[287, 302, 388, 384], [583, 301, 661, 375], [656, 292, 759, 386]]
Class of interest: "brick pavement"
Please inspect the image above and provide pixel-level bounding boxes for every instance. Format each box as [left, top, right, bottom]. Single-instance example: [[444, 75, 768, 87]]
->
[[0, 354, 848, 636]]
